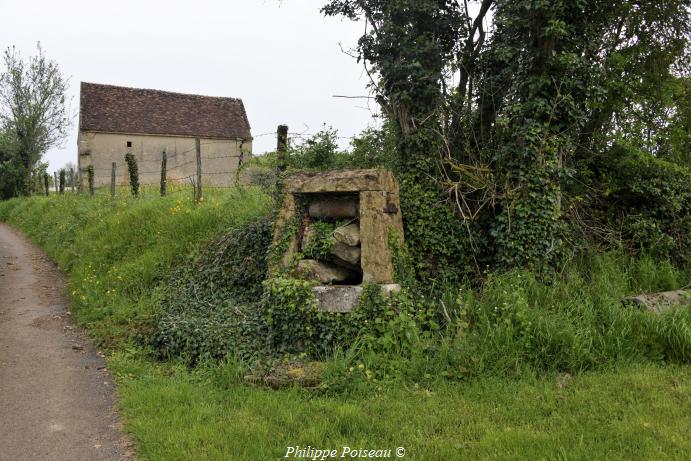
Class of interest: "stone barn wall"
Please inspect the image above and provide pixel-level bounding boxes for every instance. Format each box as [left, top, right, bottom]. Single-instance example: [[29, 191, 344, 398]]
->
[[78, 132, 250, 188]]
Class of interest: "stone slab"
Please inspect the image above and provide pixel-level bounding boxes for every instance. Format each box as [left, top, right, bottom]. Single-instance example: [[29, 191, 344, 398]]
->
[[285, 169, 399, 194], [312, 284, 402, 313], [313, 285, 364, 313], [622, 289, 691, 314]]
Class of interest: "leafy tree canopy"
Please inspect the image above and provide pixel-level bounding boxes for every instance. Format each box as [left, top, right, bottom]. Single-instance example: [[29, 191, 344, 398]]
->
[[322, 0, 691, 275]]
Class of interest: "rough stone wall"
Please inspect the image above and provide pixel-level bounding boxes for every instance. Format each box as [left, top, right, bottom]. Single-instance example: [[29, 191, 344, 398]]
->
[[77, 131, 251, 188]]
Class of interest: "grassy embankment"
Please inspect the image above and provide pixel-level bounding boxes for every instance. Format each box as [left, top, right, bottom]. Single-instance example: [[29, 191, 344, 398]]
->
[[1, 189, 689, 461]]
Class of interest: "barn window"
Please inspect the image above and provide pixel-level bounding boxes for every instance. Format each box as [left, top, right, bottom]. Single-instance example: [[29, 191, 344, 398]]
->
[[126, 141, 132, 148]]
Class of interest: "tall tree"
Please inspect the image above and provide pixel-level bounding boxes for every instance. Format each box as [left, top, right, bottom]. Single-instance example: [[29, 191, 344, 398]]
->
[[0, 43, 71, 193], [323, 0, 691, 274]]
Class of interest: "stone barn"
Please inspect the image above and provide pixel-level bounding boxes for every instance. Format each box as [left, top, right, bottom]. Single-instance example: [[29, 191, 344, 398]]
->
[[77, 82, 252, 188]]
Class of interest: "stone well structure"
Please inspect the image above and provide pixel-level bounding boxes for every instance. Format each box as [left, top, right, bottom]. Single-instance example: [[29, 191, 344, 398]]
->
[[271, 169, 404, 312]]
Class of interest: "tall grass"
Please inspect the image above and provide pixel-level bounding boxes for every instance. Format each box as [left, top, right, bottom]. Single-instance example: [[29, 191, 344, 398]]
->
[[0, 188, 272, 346], [368, 252, 689, 382], [2, 189, 690, 459], [322, 253, 690, 386], [1, 189, 688, 376]]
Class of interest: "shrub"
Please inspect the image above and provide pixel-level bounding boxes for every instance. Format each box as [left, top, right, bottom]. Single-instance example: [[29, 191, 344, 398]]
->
[[0, 159, 28, 200], [125, 153, 139, 197], [301, 221, 335, 260], [151, 216, 274, 363], [598, 143, 691, 264]]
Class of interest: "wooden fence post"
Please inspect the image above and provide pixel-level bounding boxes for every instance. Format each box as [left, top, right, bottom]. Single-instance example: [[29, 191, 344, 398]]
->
[[43, 173, 49, 196], [274, 125, 289, 202], [277, 124, 288, 173], [59, 169, 65, 194], [70, 168, 75, 193], [160, 151, 167, 197], [53, 172, 58, 193], [195, 138, 202, 204], [87, 165, 95, 196], [111, 162, 117, 198]]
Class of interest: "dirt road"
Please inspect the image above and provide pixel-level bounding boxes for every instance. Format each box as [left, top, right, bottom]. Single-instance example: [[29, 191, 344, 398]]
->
[[0, 223, 131, 461]]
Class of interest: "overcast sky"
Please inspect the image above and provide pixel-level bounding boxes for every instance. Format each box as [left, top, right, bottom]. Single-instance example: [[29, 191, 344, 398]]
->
[[1, 0, 376, 173]]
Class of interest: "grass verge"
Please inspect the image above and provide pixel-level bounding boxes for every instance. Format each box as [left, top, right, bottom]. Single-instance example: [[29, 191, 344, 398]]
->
[[1, 190, 689, 460]]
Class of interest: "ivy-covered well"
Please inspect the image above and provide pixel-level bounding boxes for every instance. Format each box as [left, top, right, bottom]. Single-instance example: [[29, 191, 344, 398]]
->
[[269, 169, 405, 313]]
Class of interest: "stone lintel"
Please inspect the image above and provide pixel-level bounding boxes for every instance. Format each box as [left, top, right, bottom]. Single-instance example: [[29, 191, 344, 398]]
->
[[285, 169, 399, 195]]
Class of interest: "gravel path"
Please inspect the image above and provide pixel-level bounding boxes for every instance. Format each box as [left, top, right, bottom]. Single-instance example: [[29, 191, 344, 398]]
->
[[0, 223, 132, 461]]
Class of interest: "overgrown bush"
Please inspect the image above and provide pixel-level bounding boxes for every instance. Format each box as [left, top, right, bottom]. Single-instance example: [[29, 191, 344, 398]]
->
[[262, 278, 424, 359], [151, 216, 274, 363], [596, 144, 691, 265], [125, 153, 139, 196], [0, 159, 28, 200], [399, 177, 481, 284], [301, 221, 335, 260]]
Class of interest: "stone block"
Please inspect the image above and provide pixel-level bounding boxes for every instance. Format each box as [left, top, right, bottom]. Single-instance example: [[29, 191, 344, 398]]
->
[[295, 259, 356, 284], [308, 197, 359, 220], [312, 285, 364, 313], [330, 242, 361, 265], [622, 289, 691, 314], [301, 225, 317, 251], [359, 191, 404, 284], [333, 223, 360, 246], [270, 193, 300, 274]]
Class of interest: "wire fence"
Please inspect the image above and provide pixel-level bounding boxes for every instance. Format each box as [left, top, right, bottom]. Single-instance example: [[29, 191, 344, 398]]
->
[[81, 136, 255, 204], [69, 125, 340, 203]]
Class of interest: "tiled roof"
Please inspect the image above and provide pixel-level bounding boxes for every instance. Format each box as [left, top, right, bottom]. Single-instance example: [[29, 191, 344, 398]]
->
[[79, 82, 251, 139]]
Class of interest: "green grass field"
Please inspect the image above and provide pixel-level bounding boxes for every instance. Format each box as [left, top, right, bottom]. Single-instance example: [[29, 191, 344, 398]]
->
[[1, 189, 689, 461]]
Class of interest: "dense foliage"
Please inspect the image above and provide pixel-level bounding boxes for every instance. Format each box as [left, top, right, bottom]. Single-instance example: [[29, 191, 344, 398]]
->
[[322, 0, 691, 277], [0, 130, 26, 199], [0, 44, 70, 198], [582, 143, 691, 265], [152, 217, 273, 363], [124, 153, 139, 197]]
